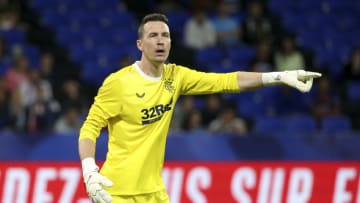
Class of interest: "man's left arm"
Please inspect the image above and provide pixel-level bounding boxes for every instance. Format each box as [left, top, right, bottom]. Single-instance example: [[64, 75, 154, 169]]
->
[[237, 70, 322, 92], [177, 66, 321, 94]]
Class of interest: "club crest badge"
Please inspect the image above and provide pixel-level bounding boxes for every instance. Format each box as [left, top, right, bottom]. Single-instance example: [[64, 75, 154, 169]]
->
[[164, 79, 175, 93]]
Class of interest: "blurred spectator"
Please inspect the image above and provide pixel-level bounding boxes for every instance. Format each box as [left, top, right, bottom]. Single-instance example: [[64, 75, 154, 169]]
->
[[184, 9, 216, 50], [189, 0, 215, 11], [242, 1, 274, 45], [25, 83, 60, 133], [123, 0, 154, 21], [0, 37, 12, 66], [38, 52, 61, 93], [342, 48, 360, 81], [38, 52, 54, 79], [54, 104, 82, 134], [274, 34, 305, 71], [0, 0, 9, 8], [341, 48, 360, 129], [249, 40, 274, 72], [181, 110, 205, 133], [171, 96, 196, 132], [201, 94, 222, 126], [310, 73, 342, 124], [5, 55, 28, 92], [59, 80, 88, 115], [118, 55, 133, 68], [0, 76, 12, 130], [209, 103, 248, 135], [0, 6, 24, 31], [7, 86, 25, 131], [18, 68, 53, 108], [222, 0, 242, 13], [211, 0, 241, 47], [155, 0, 182, 14]]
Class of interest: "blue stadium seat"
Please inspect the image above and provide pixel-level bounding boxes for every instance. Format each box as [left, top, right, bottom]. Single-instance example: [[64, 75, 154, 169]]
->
[[82, 28, 111, 44], [21, 44, 41, 68], [283, 115, 317, 134], [207, 62, 226, 73], [281, 12, 307, 33], [41, 11, 69, 28], [321, 116, 352, 134], [56, 26, 84, 45], [0, 30, 27, 46], [227, 45, 255, 68], [268, 0, 294, 15], [0, 63, 11, 76], [57, 0, 85, 9], [237, 98, 266, 119], [303, 13, 335, 30], [325, 0, 355, 14], [347, 81, 360, 102], [297, 30, 323, 50], [30, 0, 57, 12], [166, 11, 190, 39], [81, 62, 110, 86], [207, 62, 240, 73], [195, 47, 225, 67], [237, 87, 277, 119], [69, 43, 97, 64], [335, 14, 357, 31], [315, 48, 343, 71], [97, 11, 136, 28], [295, 0, 323, 12], [254, 116, 285, 135], [95, 45, 130, 68], [124, 44, 141, 61], [110, 28, 138, 45], [68, 10, 100, 28], [84, 0, 119, 10]]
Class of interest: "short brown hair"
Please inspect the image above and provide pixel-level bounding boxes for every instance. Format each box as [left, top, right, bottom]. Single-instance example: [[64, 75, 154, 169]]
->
[[138, 13, 169, 39]]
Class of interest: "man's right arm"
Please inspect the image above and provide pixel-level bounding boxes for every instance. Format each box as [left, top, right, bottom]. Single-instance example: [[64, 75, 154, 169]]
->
[[79, 130, 113, 203], [79, 138, 96, 161], [78, 75, 123, 203]]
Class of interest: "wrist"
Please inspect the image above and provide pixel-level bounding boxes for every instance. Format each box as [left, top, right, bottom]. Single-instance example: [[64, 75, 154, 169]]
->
[[261, 72, 283, 85], [81, 157, 98, 176]]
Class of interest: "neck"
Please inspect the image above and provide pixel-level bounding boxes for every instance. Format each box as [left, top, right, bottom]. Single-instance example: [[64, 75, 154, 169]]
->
[[138, 58, 163, 77]]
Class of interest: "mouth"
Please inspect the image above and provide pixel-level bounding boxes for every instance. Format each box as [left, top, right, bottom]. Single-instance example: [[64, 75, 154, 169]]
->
[[155, 49, 165, 55]]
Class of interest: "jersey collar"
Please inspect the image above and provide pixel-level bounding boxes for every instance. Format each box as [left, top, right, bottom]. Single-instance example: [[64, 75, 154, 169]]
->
[[134, 62, 162, 81]]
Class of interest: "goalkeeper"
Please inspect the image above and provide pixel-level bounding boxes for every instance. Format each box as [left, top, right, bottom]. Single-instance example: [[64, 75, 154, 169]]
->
[[78, 13, 321, 203]]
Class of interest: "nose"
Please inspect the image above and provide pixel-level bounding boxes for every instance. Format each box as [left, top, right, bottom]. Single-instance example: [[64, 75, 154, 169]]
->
[[156, 37, 164, 45]]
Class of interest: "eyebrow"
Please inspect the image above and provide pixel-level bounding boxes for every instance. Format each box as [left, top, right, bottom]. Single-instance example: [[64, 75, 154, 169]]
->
[[148, 32, 170, 36]]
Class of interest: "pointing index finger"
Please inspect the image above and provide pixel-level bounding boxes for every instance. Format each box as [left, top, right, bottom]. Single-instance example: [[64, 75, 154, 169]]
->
[[298, 71, 322, 81]]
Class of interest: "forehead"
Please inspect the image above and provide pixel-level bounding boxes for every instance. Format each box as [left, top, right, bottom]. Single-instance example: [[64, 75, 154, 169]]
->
[[143, 21, 170, 34]]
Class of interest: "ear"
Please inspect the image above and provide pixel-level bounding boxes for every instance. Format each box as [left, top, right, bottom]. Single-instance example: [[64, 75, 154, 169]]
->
[[136, 39, 143, 51]]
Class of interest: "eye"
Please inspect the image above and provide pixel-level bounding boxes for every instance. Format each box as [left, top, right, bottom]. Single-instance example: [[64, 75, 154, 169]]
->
[[162, 33, 170, 38], [149, 33, 157, 37]]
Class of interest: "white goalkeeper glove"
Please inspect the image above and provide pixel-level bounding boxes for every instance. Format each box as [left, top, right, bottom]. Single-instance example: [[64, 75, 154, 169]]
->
[[262, 70, 322, 92], [82, 157, 113, 203]]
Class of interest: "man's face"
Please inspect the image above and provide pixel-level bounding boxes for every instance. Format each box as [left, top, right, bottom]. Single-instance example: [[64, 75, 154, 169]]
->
[[137, 21, 171, 64]]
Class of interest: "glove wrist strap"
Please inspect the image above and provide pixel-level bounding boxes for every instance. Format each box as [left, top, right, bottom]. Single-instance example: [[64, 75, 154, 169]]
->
[[81, 157, 99, 176], [262, 72, 283, 85]]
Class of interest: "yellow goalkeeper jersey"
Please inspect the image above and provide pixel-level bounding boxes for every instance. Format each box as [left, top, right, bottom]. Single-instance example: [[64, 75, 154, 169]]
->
[[79, 62, 240, 195]]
